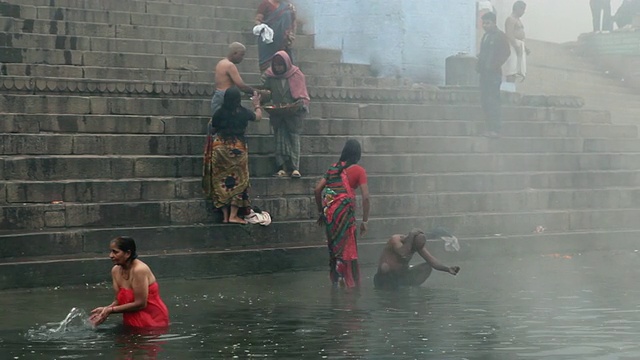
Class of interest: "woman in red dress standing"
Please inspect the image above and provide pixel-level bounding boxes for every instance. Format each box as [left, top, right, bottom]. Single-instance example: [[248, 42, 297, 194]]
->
[[90, 236, 169, 328]]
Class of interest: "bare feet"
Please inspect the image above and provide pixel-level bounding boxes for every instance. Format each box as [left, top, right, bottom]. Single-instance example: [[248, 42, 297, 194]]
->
[[228, 217, 247, 224]]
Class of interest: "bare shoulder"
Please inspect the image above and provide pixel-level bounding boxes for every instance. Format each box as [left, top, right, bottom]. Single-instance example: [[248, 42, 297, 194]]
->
[[110, 265, 120, 275]]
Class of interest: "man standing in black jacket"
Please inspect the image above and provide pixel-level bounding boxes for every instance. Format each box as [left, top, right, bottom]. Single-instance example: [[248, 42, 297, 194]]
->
[[477, 12, 510, 138]]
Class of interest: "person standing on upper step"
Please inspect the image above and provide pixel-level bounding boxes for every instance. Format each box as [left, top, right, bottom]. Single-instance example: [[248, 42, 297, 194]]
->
[[212, 42, 257, 117], [260, 50, 309, 179], [477, 11, 510, 138], [502, 1, 527, 93], [255, 0, 297, 73], [591, 0, 613, 32]]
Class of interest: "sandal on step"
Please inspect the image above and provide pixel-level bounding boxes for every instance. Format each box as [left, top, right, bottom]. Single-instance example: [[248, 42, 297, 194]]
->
[[273, 170, 288, 177], [291, 170, 301, 178]]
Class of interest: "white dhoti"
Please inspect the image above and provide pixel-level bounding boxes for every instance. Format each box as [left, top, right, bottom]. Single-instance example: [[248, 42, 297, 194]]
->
[[502, 39, 526, 79]]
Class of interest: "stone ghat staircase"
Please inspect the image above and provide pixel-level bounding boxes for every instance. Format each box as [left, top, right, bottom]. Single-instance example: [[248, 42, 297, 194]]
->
[[2, 0, 640, 289], [520, 39, 640, 125]]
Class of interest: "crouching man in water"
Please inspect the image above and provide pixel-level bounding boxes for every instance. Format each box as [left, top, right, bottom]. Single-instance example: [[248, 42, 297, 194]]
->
[[374, 228, 460, 290]]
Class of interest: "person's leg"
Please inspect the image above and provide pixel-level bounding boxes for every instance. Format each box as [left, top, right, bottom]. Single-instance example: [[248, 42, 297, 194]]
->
[[271, 116, 287, 175], [398, 263, 434, 287], [221, 206, 230, 223], [486, 73, 503, 134], [590, 0, 602, 31], [283, 114, 303, 176], [228, 205, 247, 224], [602, 0, 613, 31], [373, 271, 400, 290]]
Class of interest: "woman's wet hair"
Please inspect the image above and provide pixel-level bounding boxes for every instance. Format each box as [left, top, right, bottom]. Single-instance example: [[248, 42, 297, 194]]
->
[[339, 139, 362, 165], [221, 87, 242, 111], [112, 236, 138, 261]]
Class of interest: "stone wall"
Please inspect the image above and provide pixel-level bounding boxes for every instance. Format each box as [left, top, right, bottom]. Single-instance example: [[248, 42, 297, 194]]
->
[[578, 30, 640, 89], [294, 0, 476, 84]]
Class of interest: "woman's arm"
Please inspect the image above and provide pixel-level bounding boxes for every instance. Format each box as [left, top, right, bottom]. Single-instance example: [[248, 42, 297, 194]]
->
[[314, 178, 326, 213], [252, 92, 263, 121], [89, 266, 121, 325], [359, 182, 370, 237]]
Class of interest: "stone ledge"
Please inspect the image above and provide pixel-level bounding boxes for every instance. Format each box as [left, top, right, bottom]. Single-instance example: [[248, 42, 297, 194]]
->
[[0, 76, 586, 107]]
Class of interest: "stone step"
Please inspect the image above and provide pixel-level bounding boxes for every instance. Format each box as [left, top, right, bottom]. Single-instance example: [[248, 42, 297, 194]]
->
[[0, 16, 315, 49], [4, 169, 640, 204], [0, 47, 357, 78], [16, 0, 259, 11], [5, 152, 640, 181], [4, 187, 640, 231], [0, 66, 404, 89], [5, 133, 640, 157], [2, 3, 259, 31], [0, 94, 610, 124], [0, 32, 338, 63], [3, 210, 640, 261], [2, 114, 633, 140], [4, 227, 640, 290]]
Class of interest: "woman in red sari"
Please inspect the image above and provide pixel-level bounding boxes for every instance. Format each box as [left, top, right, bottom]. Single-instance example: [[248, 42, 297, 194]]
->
[[314, 139, 371, 288], [90, 236, 169, 328], [255, 0, 297, 72]]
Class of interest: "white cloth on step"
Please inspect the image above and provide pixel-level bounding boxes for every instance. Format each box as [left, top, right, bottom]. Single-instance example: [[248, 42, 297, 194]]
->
[[442, 236, 460, 252], [253, 24, 274, 44], [245, 209, 272, 226], [502, 39, 526, 78]]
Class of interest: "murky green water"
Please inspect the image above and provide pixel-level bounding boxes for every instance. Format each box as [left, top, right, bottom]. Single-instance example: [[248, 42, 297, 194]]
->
[[1, 250, 640, 359]]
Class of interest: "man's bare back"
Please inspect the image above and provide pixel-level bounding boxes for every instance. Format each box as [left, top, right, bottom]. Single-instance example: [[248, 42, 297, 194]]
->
[[374, 228, 460, 290], [214, 42, 254, 94]]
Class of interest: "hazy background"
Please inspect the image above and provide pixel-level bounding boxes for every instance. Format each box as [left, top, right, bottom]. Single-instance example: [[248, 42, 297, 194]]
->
[[491, 0, 625, 43]]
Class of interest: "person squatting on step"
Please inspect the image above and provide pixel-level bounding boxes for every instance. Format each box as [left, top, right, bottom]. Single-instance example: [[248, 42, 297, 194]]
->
[[90, 236, 170, 328], [203, 88, 263, 224], [373, 228, 460, 290], [259, 50, 310, 178], [477, 11, 510, 138], [315, 139, 370, 288], [255, 0, 297, 72], [211, 42, 257, 117]]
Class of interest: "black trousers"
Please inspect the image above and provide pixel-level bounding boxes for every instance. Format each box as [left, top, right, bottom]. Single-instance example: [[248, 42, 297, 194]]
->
[[590, 0, 612, 31], [479, 72, 502, 132]]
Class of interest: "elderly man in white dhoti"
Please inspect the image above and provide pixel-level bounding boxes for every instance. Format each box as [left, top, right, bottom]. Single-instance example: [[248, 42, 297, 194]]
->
[[502, 1, 527, 92]]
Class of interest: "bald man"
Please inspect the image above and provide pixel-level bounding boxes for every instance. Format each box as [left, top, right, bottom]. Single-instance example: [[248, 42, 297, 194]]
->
[[374, 228, 460, 290], [211, 42, 257, 115]]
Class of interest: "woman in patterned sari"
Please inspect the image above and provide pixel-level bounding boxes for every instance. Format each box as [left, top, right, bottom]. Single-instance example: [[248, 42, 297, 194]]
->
[[314, 139, 371, 288], [255, 0, 297, 72], [203, 87, 262, 224]]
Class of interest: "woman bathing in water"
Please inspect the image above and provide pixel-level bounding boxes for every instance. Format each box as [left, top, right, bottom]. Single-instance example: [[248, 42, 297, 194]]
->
[[90, 236, 169, 328]]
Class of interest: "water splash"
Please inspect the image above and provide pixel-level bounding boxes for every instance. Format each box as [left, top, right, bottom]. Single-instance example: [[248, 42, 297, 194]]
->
[[26, 307, 95, 341]]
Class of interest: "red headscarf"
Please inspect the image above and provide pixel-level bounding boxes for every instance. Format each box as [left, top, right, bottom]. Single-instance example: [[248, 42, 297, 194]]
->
[[265, 51, 310, 106]]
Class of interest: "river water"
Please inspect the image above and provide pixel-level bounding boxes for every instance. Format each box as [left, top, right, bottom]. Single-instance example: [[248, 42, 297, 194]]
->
[[1, 250, 639, 359]]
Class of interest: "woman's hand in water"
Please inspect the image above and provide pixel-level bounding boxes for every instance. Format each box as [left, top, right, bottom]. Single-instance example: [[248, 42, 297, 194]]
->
[[448, 266, 460, 276], [89, 306, 112, 326]]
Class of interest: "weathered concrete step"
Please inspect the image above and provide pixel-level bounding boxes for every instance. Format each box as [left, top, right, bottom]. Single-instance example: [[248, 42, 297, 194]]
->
[[0, 94, 611, 124], [1, 178, 203, 203], [5, 133, 635, 156], [4, 227, 640, 290], [2, 4, 259, 31], [3, 209, 640, 261], [0, 32, 338, 63], [2, 114, 632, 140], [0, 72, 404, 94], [15, 0, 260, 11], [5, 169, 640, 204], [0, 16, 316, 49], [0, 155, 202, 180], [5, 152, 640, 181], [5, 188, 640, 231]]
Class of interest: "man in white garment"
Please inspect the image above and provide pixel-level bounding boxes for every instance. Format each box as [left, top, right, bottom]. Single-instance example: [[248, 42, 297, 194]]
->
[[502, 1, 527, 92]]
